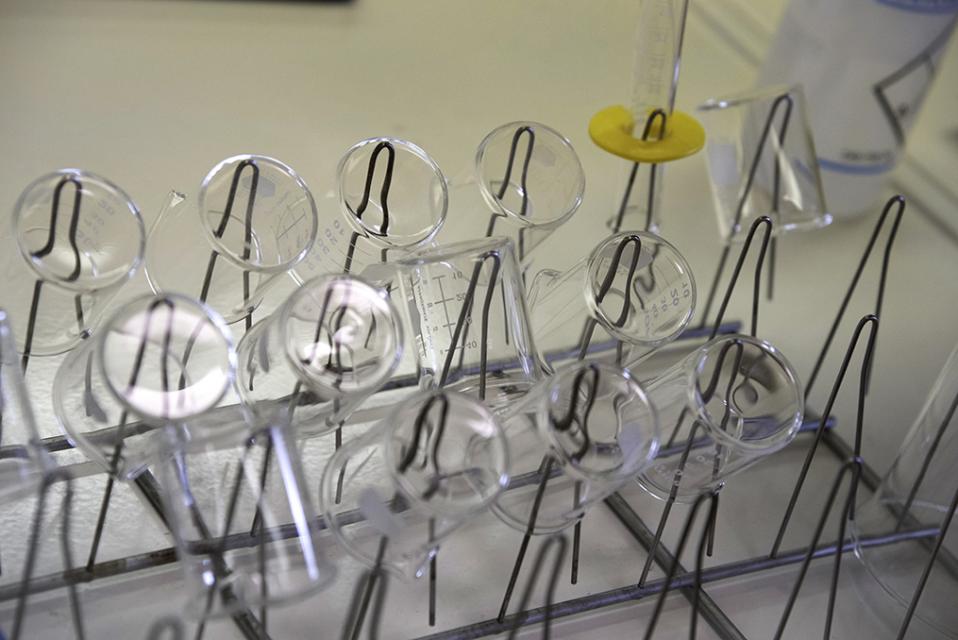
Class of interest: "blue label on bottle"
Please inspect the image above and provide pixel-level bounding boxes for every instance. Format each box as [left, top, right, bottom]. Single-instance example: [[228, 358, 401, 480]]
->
[[875, 0, 958, 14]]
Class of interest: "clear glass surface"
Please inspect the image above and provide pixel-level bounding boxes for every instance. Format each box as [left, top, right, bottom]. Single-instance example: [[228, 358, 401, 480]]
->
[[292, 137, 447, 282], [147, 154, 317, 324], [236, 274, 403, 437], [492, 362, 659, 534], [156, 426, 335, 618], [54, 293, 243, 479], [0, 310, 50, 503], [699, 85, 831, 242], [441, 121, 584, 277], [394, 236, 541, 409], [852, 342, 958, 638], [321, 390, 508, 578], [637, 334, 803, 502], [528, 231, 695, 365], [1, 169, 144, 355]]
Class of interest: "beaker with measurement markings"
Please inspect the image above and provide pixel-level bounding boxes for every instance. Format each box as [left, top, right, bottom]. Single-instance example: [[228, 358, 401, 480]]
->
[[526, 230, 695, 367], [291, 137, 448, 283], [2, 169, 145, 357], [442, 122, 584, 280], [146, 155, 318, 325], [392, 236, 541, 409]]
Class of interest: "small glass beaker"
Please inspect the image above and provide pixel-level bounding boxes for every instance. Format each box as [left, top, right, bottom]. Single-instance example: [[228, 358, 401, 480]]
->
[[2, 169, 144, 356], [146, 155, 318, 324], [852, 342, 958, 637], [637, 334, 803, 502], [698, 85, 831, 242], [526, 231, 695, 365], [236, 274, 404, 437], [492, 361, 659, 534], [321, 389, 508, 578], [54, 293, 241, 479], [392, 236, 541, 409], [443, 122, 585, 278], [291, 138, 448, 282]]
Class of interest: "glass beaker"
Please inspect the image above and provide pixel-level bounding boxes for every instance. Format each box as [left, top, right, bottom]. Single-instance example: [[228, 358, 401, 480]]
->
[[2, 169, 144, 356], [321, 389, 508, 578], [146, 155, 318, 324], [852, 342, 958, 638], [0, 309, 51, 503], [443, 121, 585, 279], [526, 231, 695, 364], [291, 137, 448, 282], [637, 334, 803, 502], [392, 236, 541, 409], [236, 273, 404, 437], [53, 293, 242, 479], [492, 361, 659, 534], [698, 85, 831, 242]]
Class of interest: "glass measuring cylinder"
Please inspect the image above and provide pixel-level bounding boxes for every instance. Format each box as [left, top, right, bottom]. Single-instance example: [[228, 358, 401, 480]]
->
[[852, 342, 958, 638], [146, 155, 318, 324], [699, 85, 831, 242], [392, 236, 541, 409], [321, 389, 508, 578], [291, 137, 448, 283], [155, 423, 336, 618], [609, 0, 690, 233], [236, 274, 403, 437], [637, 334, 803, 502], [527, 231, 695, 365], [492, 362, 659, 534], [2, 169, 144, 356], [0, 310, 51, 503], [443, 121, 584, 278], [53, 293, 241, 479]]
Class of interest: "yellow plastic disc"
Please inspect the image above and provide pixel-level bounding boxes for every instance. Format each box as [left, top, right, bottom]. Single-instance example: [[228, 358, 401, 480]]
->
[[589, 105, 705, 163]]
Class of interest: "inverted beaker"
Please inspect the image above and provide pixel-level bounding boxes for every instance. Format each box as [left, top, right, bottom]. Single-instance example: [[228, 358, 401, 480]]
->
[[146, 155, 318, 324], [321, 389, 508, 578], [492, 361, 659, 534], [2, 169, 144, 357], [637, 334, 803, 502]]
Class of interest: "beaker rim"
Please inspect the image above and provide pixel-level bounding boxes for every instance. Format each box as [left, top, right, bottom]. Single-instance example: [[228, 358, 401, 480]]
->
[[96, 292, 237, 424], [198, 154, 319, 274], [279, 273, 404, 399], [13, 168, 145, 293], [583, 230, 696, 347], [687, 334, 804, 453], [540, 362, 661, 483], [474, 120, 585, 229], [383, 389, 510, 520], [337, 137, 448, 249]]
